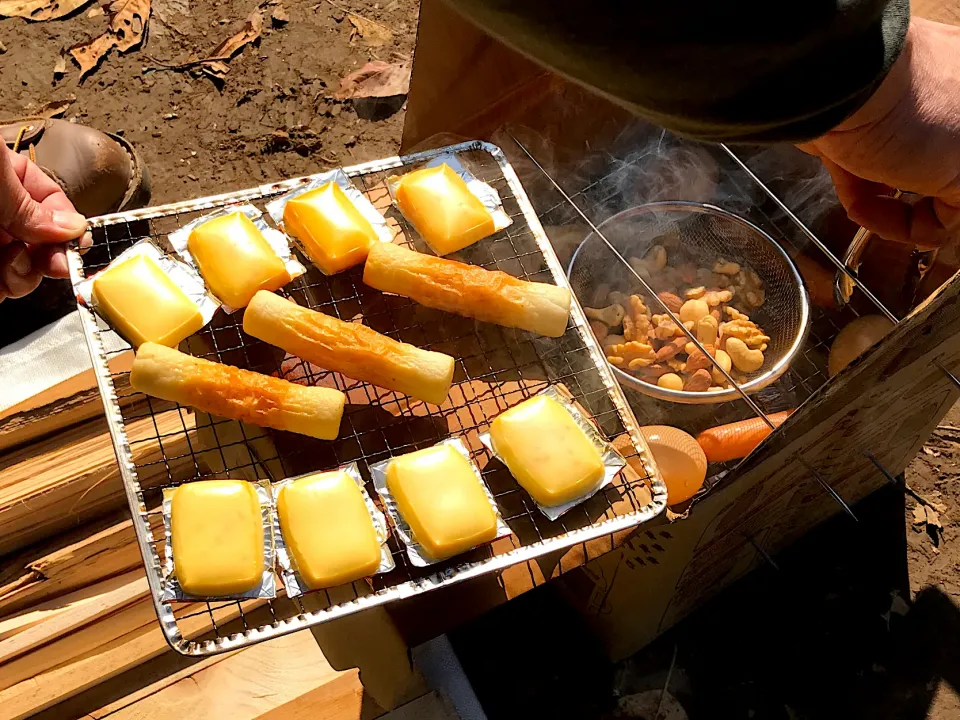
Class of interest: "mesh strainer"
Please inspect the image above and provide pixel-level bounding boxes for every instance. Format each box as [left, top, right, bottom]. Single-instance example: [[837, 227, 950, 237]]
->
[[567, 202, 810, 404]]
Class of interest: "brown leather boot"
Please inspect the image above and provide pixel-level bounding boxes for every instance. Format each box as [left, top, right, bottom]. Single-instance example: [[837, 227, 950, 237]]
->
[[0, 118, 151, 348], [1, 117, 151, 217]]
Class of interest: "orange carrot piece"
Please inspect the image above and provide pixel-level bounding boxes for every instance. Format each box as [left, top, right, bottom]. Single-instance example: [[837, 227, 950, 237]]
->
[[696, 410, 793, 463]]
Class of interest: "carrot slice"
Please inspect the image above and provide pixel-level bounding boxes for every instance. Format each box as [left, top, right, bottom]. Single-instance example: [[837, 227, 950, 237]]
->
[[696, 410, 793, 463]]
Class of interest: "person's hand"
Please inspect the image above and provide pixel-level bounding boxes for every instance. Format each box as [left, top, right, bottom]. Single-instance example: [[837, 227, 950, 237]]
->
[[0, 144, 90, 302], [800, 18, 960, 250]]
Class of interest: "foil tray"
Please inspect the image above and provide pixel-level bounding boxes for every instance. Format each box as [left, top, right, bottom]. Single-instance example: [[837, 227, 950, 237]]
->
[[68, 140, 668, 656]]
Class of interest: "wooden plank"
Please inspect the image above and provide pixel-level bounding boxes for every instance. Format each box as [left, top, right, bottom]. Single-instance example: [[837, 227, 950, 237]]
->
[[90, 631, 361, 720], [0, 513, 154, 619], [0, 408, 199, 556], [0, 572, 147, 668], [0, 597, 265, 719]]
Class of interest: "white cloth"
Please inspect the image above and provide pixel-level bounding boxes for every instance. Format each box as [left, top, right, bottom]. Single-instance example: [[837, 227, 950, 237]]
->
[[0, 310, 127, 415]]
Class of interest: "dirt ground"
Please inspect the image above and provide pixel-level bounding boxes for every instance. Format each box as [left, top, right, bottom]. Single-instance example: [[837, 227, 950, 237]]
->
[[0, 0, 416, 205], [5, 2, 960, 718]]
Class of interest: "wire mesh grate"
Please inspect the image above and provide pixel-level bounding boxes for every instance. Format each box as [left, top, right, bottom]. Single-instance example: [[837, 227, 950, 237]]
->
[[69, 141, 667, 656]]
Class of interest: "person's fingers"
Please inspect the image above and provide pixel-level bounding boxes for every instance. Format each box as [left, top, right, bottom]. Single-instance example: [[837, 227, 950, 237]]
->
[[846, 195, 960, 249], [31, 244, 70, 279], [0, 147, 87, 245], [818, 156, 891, 210], [0, 242, 44, 298]]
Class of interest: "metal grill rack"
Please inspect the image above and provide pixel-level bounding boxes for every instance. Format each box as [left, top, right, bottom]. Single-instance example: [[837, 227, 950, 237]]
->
[[511, 132, 894, 507], [69, 141, 668, 656]]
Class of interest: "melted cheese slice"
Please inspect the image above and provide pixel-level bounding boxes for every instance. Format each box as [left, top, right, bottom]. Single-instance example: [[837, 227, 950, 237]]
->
[[393, 164, 496, 255], [187, 212, 290, 308], [490, 396, 604, 507], [277, 471, 381, 589], [386, 444, 497, 561], [171, 480, 264, 597], [92, 253, 203, 348], [283, 182, 379, 274]]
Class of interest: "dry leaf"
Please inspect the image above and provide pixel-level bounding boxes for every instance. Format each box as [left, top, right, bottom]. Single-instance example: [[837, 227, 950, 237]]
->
[[925, 505, 943, 531], [39, 95, 76, 117], [346, 12, 391, 46], [333, 60, 409, 100], [69, 0, 150, 77], [0, 0, 93, 21], [913, 505, 927, 526], [208, 10, 262, 61], [86, 3, 103, 16], [270, 3, 287, 25]]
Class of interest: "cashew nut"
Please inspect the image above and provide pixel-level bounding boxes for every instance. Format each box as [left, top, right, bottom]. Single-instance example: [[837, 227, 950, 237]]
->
[[679, 299, 709, 324], [711, 348, 732, 384], [584, 304, 625, 327], [644, 244, 667, 271], [726, 337, 764, 372], [657, 373, 684, 391], [684, 286, 706, 300], [697, 314, 719, 345], [713, 259, 741, 275]]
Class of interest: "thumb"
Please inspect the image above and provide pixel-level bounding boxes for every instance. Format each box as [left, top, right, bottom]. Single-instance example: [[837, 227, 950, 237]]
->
[[0, 147, 87, 244]]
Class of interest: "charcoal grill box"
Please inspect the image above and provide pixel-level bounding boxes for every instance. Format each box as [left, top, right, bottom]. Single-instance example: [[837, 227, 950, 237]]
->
[[400, 0, 960, 660]]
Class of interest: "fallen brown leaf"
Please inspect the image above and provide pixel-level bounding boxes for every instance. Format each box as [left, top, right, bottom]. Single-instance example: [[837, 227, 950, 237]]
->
[[209, 10, 262, 61], [270, 3, 287, 25], [69, 0, 151, 77], [913, 505, 927, 527], [346, 12, 391, 46], [333, 60, 409, 100], [38, 95, 76, 118], [86, 3, 103, 16], [0, 0, 92, 21]]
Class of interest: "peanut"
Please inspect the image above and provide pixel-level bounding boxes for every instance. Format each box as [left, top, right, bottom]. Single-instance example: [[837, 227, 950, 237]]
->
[[697, 314, 719, 345], [657, 373, 684, 391]]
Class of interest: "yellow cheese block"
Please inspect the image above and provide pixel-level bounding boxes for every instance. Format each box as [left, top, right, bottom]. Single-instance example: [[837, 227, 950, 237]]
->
[[188, 212, 291, 308], [283, 182, 379, 274], [277, 471, 381, 589], [92, 253, 203, 348], [393, 164, 496, 255], [171, 480, 265, 597], [386, 445, 497, 561], [490, 395, 604, 507]]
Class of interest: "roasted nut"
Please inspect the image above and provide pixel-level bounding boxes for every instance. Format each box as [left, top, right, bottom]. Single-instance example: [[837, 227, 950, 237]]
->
[[607, 356, 625, 367], [655, 320, 681, 340], [590, 320, 609, 342], [721, 318, 771, 349], [679, 299, 709, 324], [628, 257, 652, 281], [682, 320, 696, 332], [745, 290, 766, 308], [703, 289, 733, 307], [608, 290, 628, 306], [622, 313, 636, 341], [666, 358, 685, 372], [685, 345, 715, 372], [725, 306, 750, 321], [606, 341, 655, 364], [601, 333, 624, 349], [637, 363, 672, 379], [645, 244, 667, 271], [657, 373, 684, 391], [713, 259, 741, 275], [707, 386, 726, 392], [650, 313, 669, 326], [585, 304, 625, 327], [711, 348, 732, 384], [713, 272, 732, 289], [697, 314, 719, 345], [677, 263, 697, 284], [684, 286, 706, 300], [726, 337, 764, 372], [655, 336, 687, 361], [628, 357, 654, 370], [683, 369, 713, 391], [657, 292, 684, 314]]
